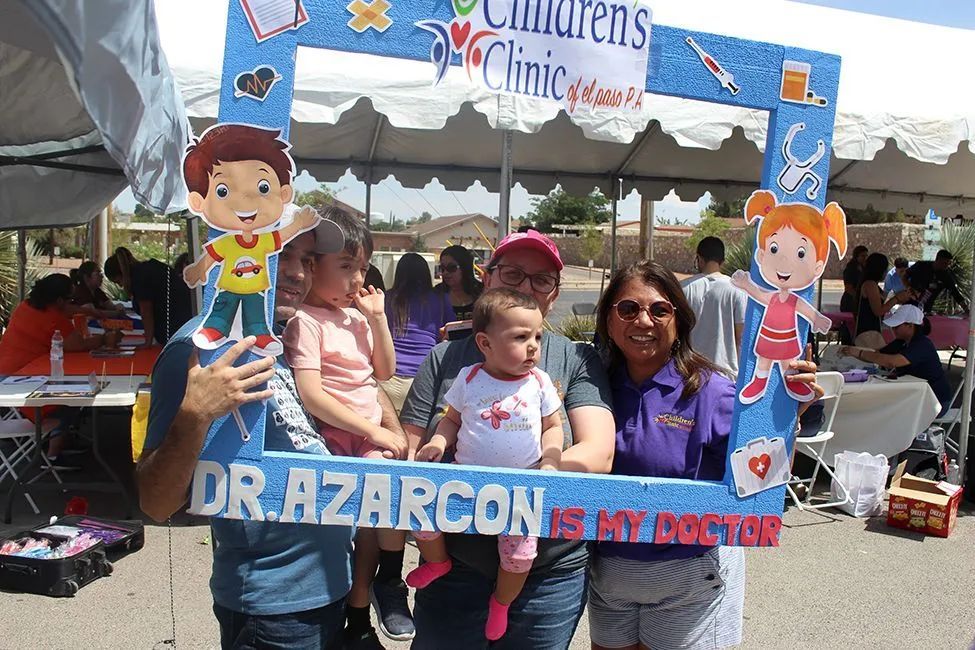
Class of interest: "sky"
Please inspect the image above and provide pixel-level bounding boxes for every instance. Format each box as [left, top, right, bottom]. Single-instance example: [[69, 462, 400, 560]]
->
[[115, 0, 972, 225]]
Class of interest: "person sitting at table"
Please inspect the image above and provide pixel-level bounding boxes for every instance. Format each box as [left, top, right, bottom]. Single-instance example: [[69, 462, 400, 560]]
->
[[70, 261, 125, 317], [104, 247, 192, 347], [884, 257, 909, 296], [840, 304, 951, 417], [0, 274, 121, 460], [435, 244, 483, 320], [840, 245, 868, 313], [854, 253, 913, 349]]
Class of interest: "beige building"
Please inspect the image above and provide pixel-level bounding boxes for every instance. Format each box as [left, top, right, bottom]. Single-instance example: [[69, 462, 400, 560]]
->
[[370, 213, 499, 262], [413, 213, 498, 260]]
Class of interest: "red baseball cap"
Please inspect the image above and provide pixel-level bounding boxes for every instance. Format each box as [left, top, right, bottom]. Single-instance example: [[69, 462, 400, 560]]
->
[[490, 230, 564, 271]]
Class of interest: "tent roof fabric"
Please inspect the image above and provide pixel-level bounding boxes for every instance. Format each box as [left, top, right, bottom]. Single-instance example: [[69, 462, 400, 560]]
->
[[157, 1, 970, 216], [0, 0, 190, 228]]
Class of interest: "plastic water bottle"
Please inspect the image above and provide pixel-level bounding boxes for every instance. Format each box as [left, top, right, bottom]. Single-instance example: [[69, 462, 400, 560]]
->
[[50, 330, 64, 381], [946, 459, 961, 485]]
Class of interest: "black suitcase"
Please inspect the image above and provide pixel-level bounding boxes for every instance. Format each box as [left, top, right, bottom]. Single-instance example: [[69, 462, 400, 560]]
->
[[0, 516, 143, 597], [0, 537, 112, 597]]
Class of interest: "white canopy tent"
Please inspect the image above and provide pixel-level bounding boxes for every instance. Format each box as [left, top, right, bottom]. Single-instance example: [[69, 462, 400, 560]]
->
[[158, 0, 975, 218], [0, 0, 191, 229]]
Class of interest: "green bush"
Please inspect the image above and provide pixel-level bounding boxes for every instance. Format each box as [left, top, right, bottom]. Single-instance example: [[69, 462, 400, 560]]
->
[[722, 225, 756, 276], [0, 233, 45, 327], [935, 221, 975, 312], [552, 314, 597, 343]]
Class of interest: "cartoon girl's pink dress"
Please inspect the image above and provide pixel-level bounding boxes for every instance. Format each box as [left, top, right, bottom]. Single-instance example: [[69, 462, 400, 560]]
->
[[755, 293, 802, 361]]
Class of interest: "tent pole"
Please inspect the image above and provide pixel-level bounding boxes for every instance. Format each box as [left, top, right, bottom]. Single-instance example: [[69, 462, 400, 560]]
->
[[610, 178, 620, 274], [365, 172, 373, 227], [17, 230, 27, 301], [639, 198, 654, 261], [498, 130, 513, 238], [96, 207, 109, 266], [956, 243, 975, 486]]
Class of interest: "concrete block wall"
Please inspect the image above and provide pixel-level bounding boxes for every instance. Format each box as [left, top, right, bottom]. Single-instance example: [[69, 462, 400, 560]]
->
[[551, 223, 925, 279]]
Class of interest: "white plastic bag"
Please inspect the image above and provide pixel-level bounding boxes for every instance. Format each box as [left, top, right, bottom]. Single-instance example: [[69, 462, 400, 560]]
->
[[832, 451, 889, 517]]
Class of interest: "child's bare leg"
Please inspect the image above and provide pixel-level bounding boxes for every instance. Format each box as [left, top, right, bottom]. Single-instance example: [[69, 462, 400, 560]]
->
[[405, 532, 453, 588], [349, 527, 379, 608], [493, 567, 530, 605]]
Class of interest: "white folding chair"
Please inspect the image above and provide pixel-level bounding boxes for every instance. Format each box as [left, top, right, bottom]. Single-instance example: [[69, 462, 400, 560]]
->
[[787, 372, 851, 511], [933, 382, 965, 457], [0, 410, 61, 515]]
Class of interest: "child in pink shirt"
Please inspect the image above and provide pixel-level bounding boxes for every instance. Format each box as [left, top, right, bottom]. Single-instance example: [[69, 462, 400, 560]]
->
[[284, 212, 412, 644]]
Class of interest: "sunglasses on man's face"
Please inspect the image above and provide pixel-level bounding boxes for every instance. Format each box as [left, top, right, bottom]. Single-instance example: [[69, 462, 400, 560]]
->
[[612, 299, 675, 322], [441, 263, 460, 273]]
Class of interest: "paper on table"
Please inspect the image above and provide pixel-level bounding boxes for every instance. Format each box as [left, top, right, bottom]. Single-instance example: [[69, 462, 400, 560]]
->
[[38, 383, 98, 394], [1, 375, 47, 385], [240, 0, 308, 42]]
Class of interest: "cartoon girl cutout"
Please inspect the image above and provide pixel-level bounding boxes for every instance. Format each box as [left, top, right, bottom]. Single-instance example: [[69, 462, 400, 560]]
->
[[731, 190, 847, 404]]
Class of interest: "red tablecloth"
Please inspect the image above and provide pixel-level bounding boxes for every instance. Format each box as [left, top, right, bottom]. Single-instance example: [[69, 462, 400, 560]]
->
[[825, 312, 967, 350], [13, 347, 161, 377]]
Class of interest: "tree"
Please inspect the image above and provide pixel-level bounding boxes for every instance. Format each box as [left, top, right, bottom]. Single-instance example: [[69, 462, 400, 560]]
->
[[843, 204, 916, 224], [415, 211, 433, 224], [132, 203, 156, 222], [410, 234, 427, 252], [707, 196, 747, 218], [524, 188, 611, 233], [580, 223, 603, 265], [686, 209, 730, 252], [294, 183, 338, 212], [371, 217, 407, 232]]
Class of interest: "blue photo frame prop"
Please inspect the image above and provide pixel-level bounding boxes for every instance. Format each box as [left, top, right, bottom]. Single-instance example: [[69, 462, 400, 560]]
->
[[188, 0, 842, 548]]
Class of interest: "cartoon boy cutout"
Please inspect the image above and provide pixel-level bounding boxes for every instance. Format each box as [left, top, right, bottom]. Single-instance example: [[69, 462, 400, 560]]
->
[[181, 124, 328, 356]]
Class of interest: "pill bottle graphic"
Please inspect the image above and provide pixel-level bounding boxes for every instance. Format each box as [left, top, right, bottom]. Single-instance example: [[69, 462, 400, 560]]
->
[[781, 61, 810, 103]]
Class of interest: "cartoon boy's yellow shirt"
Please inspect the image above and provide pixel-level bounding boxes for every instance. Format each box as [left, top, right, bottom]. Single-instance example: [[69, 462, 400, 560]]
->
[[205, 232, 282, 294]]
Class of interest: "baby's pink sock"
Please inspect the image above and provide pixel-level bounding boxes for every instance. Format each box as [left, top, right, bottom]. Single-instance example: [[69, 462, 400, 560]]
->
[[405, 559, 452, 589], [485, 595, 510, 641]]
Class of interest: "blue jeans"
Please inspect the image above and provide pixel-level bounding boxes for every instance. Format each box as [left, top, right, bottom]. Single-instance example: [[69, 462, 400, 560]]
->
[[205, 290, 270, 338], [412, 559, 588, 649], [212, 599, 345, 650]]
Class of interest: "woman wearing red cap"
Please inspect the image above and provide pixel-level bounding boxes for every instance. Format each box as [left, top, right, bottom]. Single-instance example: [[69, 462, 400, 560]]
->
[[401, 229, 616, 649]]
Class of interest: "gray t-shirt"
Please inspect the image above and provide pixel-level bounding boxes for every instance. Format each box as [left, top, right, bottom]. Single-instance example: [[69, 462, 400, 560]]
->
[[692, 277, 749, 377], [400, 330, 613, 577]]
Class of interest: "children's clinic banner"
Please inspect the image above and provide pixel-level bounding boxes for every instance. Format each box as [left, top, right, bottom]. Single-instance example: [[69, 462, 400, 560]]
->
[[187, 0, 844, 548]]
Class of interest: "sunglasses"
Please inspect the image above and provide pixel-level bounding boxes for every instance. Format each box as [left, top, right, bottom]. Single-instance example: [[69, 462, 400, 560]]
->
[[612, 299, 675, 322], [441, 263, 460, 273]]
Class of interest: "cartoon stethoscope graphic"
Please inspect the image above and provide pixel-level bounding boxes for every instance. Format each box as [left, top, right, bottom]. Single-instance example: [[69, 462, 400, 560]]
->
[[776, 122, 825, 201]]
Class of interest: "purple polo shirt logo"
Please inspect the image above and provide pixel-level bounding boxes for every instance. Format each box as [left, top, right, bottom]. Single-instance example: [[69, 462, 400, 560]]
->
[[653, 413, 695, 432]]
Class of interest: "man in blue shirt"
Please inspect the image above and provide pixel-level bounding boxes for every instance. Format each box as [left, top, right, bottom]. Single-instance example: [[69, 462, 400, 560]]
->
[[138, 228, 406, 648], [884, 257, 909, 295]]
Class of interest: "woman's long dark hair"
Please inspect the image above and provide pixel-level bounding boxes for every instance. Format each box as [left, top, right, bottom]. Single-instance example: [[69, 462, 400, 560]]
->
[[69, 261, 99, 287], [862, 253, 889, 284], [437, 245, 483, 300], [104, 246, 139, 289], [389, 253, 435, 337], [27, 274, 73, 310], [596, 260, 723, 398]]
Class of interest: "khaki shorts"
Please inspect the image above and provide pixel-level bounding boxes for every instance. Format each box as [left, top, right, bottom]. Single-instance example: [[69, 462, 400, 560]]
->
[[379, 375, 414, 415]]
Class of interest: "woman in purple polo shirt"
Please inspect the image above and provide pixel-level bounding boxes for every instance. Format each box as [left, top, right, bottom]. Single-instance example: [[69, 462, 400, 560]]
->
[[588, 260, 818, 650], [381, 253, 454, 413]]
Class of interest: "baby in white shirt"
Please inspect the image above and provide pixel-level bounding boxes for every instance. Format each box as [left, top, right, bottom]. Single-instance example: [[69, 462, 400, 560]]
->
[[407, 288, 564, 642]]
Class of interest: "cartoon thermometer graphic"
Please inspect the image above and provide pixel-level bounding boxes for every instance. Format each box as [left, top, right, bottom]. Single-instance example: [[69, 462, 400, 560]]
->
[[686, 36, 740, 96]]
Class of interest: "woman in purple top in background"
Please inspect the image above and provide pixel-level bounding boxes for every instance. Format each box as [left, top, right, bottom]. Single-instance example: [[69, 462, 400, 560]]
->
[[382, 253, 454, 413], [588, 260, 821, 650]]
